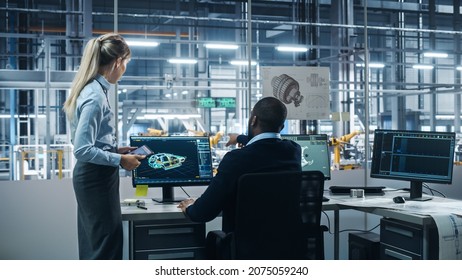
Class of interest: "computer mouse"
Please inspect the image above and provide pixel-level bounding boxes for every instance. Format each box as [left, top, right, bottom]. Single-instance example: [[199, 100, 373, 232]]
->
[[393, 196, 406, 203]]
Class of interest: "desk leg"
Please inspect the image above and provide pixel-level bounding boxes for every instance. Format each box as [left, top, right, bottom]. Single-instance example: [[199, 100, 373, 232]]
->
[[422, 223, 429, 260], [128, 220, 134, 260], [334, 209, 339, 260]]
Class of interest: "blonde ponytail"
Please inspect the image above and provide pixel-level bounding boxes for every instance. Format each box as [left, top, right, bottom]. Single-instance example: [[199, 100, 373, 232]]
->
[[63, 38, 100, 120], [63, 33, 131, 120]]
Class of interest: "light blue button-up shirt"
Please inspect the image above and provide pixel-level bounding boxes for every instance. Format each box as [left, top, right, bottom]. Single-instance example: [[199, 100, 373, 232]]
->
[[246, 132, 281, 146], [70, 74, 121, 167]]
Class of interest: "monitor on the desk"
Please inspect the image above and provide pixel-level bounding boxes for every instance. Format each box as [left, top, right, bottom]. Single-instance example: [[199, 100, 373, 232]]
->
[[370, 129, 456, 201], [281, 134, 331, 180], [130, 135, 213, 203]]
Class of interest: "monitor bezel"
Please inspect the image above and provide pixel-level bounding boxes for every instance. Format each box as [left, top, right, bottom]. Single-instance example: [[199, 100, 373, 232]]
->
[[129, 135, 213, 202], [370, 129, 456, 200]]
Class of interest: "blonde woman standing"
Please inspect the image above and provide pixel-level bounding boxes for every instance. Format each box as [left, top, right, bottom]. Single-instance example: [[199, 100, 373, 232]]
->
[[64, 33, 144, 260]]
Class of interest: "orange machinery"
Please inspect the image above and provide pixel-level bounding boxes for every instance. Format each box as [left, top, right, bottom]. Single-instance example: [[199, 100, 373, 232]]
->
[[329, 130, 361, 170]]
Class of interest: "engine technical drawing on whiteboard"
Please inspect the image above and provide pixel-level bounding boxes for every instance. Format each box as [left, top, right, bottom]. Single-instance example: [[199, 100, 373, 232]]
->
[[271, 74, 304, 107], [262, 66, 330, 120]]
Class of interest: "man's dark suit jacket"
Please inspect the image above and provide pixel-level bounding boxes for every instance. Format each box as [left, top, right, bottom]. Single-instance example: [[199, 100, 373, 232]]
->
[[185, 138, 301, 233]]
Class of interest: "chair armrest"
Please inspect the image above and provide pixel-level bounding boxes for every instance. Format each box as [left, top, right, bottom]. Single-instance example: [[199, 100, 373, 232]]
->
[[206, 230, 232, 259]]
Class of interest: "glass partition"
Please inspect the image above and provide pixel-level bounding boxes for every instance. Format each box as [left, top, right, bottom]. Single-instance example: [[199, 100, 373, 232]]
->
[[0, 1, 460, 180]]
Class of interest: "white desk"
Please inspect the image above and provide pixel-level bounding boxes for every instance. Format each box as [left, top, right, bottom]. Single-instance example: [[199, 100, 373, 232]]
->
[[122, 203, 206, 260], [326, 189, 462, 259], [122, 203, 185, 221], [122, 191, 462, 260]]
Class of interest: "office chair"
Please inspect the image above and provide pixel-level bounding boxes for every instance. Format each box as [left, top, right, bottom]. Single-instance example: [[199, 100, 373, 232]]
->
[[299, 170, 327, 260], [206, 170, 326, 260]]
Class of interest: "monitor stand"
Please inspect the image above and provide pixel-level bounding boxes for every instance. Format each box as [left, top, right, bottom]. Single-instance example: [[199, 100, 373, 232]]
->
[[406, 181, 432, 201], [152, 186, 186, 204]]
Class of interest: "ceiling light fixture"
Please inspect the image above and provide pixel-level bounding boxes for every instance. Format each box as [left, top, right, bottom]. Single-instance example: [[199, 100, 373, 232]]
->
[[0, 114, 46, 119], [229, 60, 257, 66], [275, 45, 308, 52], [355, 63, 385, 68], [140, 114, 201, 120], [126, 40, 159, 47], [423, 52, 448, 58], [412, 64, 434, 70], [205, 43, 239, 50], [168, 58, 198, 64]]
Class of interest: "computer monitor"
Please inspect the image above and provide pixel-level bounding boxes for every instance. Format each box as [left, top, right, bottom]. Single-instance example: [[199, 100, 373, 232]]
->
[[370, 129, 456, 201], [281, 134, 331, 180], [130, 135, 213, 203]]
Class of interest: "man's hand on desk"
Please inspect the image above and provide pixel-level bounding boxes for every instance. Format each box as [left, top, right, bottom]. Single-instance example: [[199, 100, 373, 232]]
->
[[178, 198, 195, 213]]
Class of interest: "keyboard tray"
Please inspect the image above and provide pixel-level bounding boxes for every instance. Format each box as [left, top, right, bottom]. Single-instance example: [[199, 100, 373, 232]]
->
[[329, 186, 385, 194]]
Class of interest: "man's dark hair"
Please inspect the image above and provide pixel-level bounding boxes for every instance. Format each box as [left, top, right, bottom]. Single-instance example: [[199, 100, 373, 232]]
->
[[252, 97, 287, 132]]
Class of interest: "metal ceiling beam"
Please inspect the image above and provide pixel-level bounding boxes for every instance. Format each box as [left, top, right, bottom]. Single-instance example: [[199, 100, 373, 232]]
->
[[122, 100, 196, 109], [1, 69, 461, 93], [0, 70, 75, 89]]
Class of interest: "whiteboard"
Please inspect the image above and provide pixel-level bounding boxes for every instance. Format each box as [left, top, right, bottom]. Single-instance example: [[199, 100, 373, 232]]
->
[[261, 66, 330, 120]]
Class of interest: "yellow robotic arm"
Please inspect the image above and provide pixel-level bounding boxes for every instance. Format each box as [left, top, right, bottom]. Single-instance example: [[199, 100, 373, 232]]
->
[[330, 130, 361, 170], [209, 131, 223, 147], [186, 129, 223, 148], [138, 128, 167, 136]]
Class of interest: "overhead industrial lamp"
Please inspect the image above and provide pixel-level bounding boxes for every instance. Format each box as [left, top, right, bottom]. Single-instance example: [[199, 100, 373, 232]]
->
[[456, 66, 462, 71], [423, 52, 448, 58], [355, 63, 385, 68], [275, 45, 308, 52], [205, 43, 239, 50], [141, 114, 201, 120], [229, 60, 257, 66], [168, 58, 198, 64], [126, 40, 159, 47], [0, 114, 46, 118], [412, 64, 434, 70]]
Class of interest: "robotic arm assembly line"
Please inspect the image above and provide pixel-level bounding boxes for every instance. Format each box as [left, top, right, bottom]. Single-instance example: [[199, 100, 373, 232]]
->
[[329, 130, 362, 170]]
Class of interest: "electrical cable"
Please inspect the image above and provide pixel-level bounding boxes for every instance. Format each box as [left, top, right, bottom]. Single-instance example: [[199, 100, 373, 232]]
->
[[339, 223, 380, 234], [321, 211, 380, 235], [423, 183, 446, 198], [321, 211, 332, 234], [179, 186, 191, 198], [423, 183, 435, 196]]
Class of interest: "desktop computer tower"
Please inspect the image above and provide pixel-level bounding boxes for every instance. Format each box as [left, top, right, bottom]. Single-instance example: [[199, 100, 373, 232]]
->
[[348, 232, 381, 260]]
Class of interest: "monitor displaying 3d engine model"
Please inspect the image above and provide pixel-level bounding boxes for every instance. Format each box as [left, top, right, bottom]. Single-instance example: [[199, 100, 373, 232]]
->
[[282, 134, 331, 180], [130, 136, 213, 203]]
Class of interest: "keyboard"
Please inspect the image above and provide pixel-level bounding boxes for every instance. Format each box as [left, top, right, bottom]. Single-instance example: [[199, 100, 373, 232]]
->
[[329, 186, 385, 195]]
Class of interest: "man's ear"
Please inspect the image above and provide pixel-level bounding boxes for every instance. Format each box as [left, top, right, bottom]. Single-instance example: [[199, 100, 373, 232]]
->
[[250, 116, 257, 127], [279, 123, 285, 131]]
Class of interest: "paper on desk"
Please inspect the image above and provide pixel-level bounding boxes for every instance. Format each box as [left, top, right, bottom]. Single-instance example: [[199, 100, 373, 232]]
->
[[430, 214, 462, 260], [334, 197, 417, 214], [335, 197, 462, 216]]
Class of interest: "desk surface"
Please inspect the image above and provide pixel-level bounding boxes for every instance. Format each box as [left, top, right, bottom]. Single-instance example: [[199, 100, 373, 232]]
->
[[122, 189, 462, 224], [122, 190, 462, 260], [122, 202, 185, 221], [325, 189, 462, 224]]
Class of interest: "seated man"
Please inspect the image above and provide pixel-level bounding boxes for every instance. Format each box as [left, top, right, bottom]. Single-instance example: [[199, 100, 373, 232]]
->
[[178, 96, 301, 233]]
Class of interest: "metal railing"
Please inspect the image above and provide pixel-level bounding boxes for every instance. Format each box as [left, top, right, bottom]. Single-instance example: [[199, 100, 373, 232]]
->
[[13, 144, 75, 180]]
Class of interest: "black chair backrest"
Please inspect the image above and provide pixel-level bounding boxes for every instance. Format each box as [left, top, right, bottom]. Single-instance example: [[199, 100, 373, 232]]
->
[[232, 170, 324, 259], [299, 170, 325, 259]]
